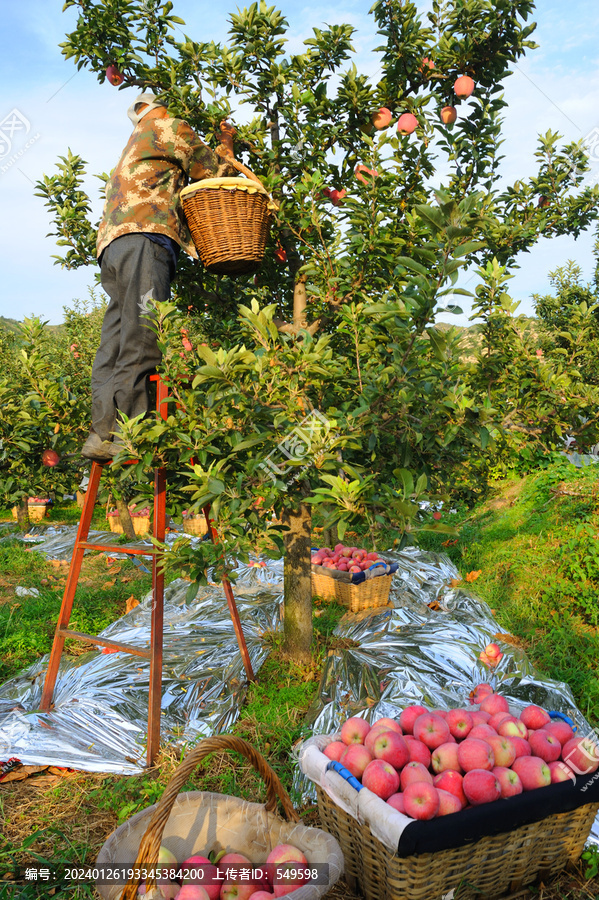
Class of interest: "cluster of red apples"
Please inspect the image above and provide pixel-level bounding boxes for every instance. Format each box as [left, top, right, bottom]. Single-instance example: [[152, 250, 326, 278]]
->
[[324, 684, 597, 821], [369, 73, 475, 138], [312, 544, 387, 574], [141, 842, 310, 900]]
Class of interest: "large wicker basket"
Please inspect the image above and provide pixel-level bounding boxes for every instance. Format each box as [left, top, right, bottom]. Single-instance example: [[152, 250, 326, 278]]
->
[[316, 784, 598, 900], [96, 735, 343, 900], [181, 158, 275, 276], [311, 569, 392, 612]]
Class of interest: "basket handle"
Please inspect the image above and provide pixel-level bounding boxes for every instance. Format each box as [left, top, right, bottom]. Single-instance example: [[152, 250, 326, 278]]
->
[[216, 150, 280, 209], [120, 735, 299, 900]]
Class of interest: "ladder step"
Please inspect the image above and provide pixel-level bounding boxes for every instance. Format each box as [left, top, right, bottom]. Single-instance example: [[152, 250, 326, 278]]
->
[[59, 628, 152, 658], [76, 541, 159, 555]]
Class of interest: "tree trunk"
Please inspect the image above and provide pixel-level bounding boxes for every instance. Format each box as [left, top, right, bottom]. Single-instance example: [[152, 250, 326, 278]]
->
[[282, 501, 313, 663], [16, 500, 30, 531], [115, 496, 137, 542], [293, 272, 308, 332]]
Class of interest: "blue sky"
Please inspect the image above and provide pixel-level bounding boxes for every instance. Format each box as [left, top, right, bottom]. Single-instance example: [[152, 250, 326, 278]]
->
[[1, 0, 599, 326]]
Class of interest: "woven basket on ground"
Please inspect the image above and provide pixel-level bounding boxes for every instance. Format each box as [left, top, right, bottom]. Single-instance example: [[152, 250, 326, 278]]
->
[[181, 157, 276, 276], [316, 784, 598, 900], [96, 735, 343, 900], [311, 569, 392, 612], [107, 514, 150, 536]]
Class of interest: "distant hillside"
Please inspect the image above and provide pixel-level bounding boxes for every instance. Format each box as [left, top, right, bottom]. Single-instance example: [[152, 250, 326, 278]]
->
[[437, 316, 539, 361], [0, 316, 21, 334], [0, 316, 64, 336]]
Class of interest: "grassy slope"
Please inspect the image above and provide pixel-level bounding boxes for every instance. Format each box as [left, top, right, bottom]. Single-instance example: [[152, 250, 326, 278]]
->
[[419, 457, 599, 725]]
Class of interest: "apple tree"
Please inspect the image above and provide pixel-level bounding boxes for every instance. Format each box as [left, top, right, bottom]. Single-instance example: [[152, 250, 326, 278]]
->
[[36, 0, 599, 659]]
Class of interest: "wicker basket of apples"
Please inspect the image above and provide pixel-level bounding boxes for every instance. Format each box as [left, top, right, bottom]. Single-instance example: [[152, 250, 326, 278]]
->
[[299, 684, 599, 900], [311, 544, 398, 612], [96, 735, 343, 900]]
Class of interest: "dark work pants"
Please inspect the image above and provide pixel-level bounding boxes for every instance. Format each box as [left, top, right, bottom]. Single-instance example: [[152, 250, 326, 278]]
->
[[91, 234, 174, 441]]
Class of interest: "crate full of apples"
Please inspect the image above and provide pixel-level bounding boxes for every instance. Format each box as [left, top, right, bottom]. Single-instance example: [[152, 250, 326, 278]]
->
[[317, 684, 598, 820], [311, 544, 398, 610]]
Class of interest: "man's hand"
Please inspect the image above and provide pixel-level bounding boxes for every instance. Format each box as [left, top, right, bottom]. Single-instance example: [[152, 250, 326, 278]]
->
[[218, 119, 236, 157]]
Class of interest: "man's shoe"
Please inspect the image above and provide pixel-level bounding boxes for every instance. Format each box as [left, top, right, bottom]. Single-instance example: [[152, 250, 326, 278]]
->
[[81, 432, 119, 462]]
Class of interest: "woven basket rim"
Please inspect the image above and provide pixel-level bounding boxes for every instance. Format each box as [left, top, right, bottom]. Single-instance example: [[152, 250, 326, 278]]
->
[[181, 177, 272, 198]]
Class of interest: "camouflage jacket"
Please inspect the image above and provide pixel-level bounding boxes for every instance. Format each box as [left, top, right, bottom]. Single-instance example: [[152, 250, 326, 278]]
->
[[96, 114, 232, 260]]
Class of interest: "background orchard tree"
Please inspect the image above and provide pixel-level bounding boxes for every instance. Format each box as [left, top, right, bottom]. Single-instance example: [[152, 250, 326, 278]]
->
[[36, 0, 599, 660]]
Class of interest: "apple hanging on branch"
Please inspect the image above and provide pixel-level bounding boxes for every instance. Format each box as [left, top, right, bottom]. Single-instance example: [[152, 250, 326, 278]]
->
[[440, 106, 457, 125], [42, 449, 60, 467], [397, 113, 418, 135], [105, 64, 124, 86], [454, 75, 475, 100], [371, 107, 393, 130]]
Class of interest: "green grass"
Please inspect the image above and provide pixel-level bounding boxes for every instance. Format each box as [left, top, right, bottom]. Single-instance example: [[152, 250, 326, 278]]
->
[[419, 458, 599, 724]]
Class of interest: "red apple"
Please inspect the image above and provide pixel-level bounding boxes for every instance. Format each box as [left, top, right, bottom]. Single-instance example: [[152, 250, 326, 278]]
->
[[454, 75, 475, 99], [457, 738, 495, 773], [512, 756, 551, 790], [404, 735, 431, 767], [544, 720, 576, 746], [274, 247, 287, 263], [106, 64, 124, 86], [520, 705, 551, 730], [436, 788, 463, 816], [440, 106, 457, 125], [433, 770, 466, 807], [365, 723, 392, 756], [340, 716, 371, 745], [446, 708, 473, 740], [386, 792, 407, 814], [484, 735, 516, 768], [328, 188, 346, 206], [492, 766, 522, 798], [324, 741, 346, 762], [176, 888, 210, 900], [340, 744, 372, 778], [42, 448, 60, 467], [548, 760, 576, 784], [511, 737, 532, 759], [562, 736, 599, 776], [488, 712, 512, 731], [529, 730, 561, 763], [469, 724, 497, 741], [373, 731, 410, 770], [403, 782, 439, 820], [399, 705, 428, 734], [485, 643, 502, 661], [480, 694, 509, 716], [354, 164, 378, 184], [498, 718, 528, 740], [181, 856, 220, 900], [266, 844, 308, 899], [431, 742, 462, 774], [397, 113, 418, 135], [362, 759, 400, 799], [413, 713, 450, 750], [372, 107, 392, 129], [469, 683, 493, 705], [400, 761, 433, 791], [374, 717, 403, 735], [250, 894, 275, 900], [463, 769, 501, 805], [470, 711, 492, 726]]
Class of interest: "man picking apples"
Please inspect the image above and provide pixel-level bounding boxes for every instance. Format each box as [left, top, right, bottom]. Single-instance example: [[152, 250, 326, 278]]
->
[[81, 93, 236, 461]]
